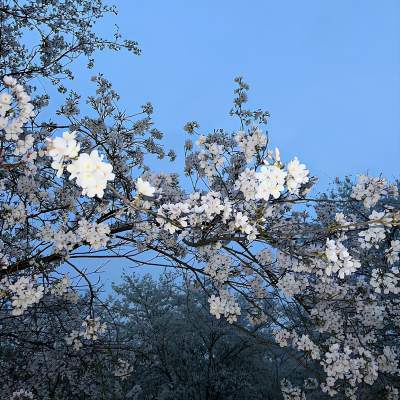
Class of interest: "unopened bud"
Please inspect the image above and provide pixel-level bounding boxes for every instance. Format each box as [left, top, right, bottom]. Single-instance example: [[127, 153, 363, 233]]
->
[[275, 147, 280, 162]]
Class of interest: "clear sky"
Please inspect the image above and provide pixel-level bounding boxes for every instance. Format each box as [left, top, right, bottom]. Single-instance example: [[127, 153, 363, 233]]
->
[[48, 0, 400, 291], [68, 0, 400, 184]]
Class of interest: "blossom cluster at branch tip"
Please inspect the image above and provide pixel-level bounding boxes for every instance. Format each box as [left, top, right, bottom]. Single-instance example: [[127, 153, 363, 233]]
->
[[0, 76, 36, 164], [1, 76, 35, 134], [208, 290, 241, 324], [47, 131, 115, 198], [0, 275, 44, 315], [64, 316, 107, 351]]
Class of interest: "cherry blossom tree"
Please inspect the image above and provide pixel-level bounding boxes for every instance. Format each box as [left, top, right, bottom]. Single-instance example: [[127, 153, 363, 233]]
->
[[1, 1, 399, 399], [0, 0, 141, 90]]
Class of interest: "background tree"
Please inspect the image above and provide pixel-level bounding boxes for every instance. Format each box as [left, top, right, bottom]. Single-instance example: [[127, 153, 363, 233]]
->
[[1, 272, 311, 399]]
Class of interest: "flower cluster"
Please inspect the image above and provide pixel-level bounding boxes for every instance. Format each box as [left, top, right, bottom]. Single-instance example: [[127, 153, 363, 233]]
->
[[256, 247, 275, 264], [64, 330, 83, 351], [296, 334, 321, 360], [14, 134, 34, 157], [1, 76, 35, 140], [47, 131, 80, 171], [357, 210, 393, 250], [273, 329, 320, 360], [377, 346, 399, 374], [37, 219, 111, 253], [233, 154, 309, 201], [235, 123, 267, 163], [285, 157, 310, 195], [2, 202, 26, 229], [320, 344, 384, 395], [204, 253, 233, 284], [50, 273, 71, 296], [370, 268, 400, 294], [273, 328, 298, 348], [1, 275, 44, 315], [156, 191, 232, 235], [68, 150, 115, 198], [234, 211, 257, 237], [387, 240, 400, 265], [12, 389, 36, 399], [114, 358, 134, 380], [280, 379, 306, 400], [81, 315, 107, 340], [208, 290, 241, 324], [350, 173, 393, 208], [325, 238, 361, 278], [65, 316, 107, 351], [248, 275, 268, 299], [76, 220, 111, 250], [47, 132, 114, 198], [277, 273, 309, 297]]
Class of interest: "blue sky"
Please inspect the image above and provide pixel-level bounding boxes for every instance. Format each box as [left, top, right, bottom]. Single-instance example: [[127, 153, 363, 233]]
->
[[67, 0, 399, 185], [44, 0, 399, 290]]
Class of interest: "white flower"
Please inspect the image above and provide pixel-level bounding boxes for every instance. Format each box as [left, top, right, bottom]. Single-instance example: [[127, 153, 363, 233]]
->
[[235, 212, 248, 228], [137, 177, 155, 197], [255, 184, 270, 200], [14, 134, 34, 155], [3, 75, 17, 86], [325, 239, 338, 262], [16, 91, 31, 104], [12, 83, 24, 94], [48, 131, 81, 168], [4, 119, 23, 138], [270, 165, 286, 185], [255, 165, 273, 182], [0, 92, 12, 104], [286, 178, 298, 193], [195, 134, 206, 146], [0, 116, 8, 129], [0, 103, 11, 118], [91, 150, 114, 180], [391, 240, 400, 253], [63, 130, 77, 141], [356, 172, 370, 183], [286, 157, 309, 194], [271, 182, 285, 199], [66, 151, 114, 198], [164, 222, 179, 234], [369, 210, 392, 226], [18, 102, 35, 123]]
